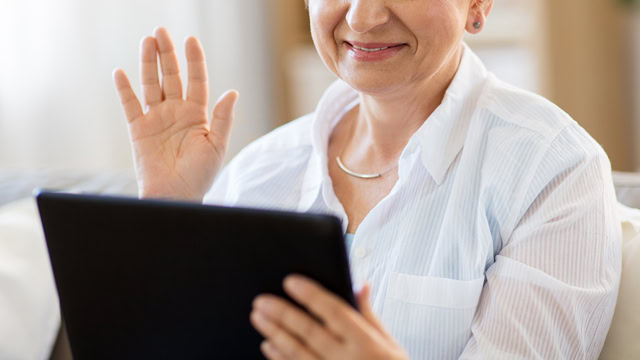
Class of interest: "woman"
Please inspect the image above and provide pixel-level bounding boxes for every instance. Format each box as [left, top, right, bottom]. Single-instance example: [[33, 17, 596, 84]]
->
[[113, 0, 621, 358]]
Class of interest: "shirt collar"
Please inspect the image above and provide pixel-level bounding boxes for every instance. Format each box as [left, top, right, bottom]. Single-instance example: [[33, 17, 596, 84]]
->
[[414, 43, 488, 184], [299, 43, 488, 211], [298, 80, 359, 212]]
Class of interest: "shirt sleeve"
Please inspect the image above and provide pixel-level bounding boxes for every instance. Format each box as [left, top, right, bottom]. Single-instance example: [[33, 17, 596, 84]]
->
[[459, 126, 622, 359], [202, 164, 234, 205]]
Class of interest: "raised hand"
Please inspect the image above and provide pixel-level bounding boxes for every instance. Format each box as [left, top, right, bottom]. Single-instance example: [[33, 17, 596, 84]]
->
[[113, 27, 238, 202]]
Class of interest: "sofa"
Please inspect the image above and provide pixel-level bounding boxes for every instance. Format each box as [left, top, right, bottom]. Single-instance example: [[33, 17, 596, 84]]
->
[[0, 170, 637, 359], [0, 170, 137, 360]]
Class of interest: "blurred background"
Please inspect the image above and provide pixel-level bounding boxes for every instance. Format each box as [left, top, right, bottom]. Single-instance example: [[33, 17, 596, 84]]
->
[[0, 0, 638, 174]]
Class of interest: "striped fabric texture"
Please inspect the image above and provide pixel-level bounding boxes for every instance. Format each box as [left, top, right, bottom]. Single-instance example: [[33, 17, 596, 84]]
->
[[204, 44, 621, 359]]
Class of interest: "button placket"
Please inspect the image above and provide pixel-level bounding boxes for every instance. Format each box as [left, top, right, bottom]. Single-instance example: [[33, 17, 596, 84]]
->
[[349, 231, 373, 290], [354, 246, 367, 259]]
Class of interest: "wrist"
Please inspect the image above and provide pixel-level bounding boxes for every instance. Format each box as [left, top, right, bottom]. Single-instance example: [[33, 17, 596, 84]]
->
[[138, 186, 203, 203]]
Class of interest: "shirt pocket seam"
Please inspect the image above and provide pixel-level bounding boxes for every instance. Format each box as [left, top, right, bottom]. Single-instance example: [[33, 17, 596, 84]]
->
[[385, 272, 485, 310]]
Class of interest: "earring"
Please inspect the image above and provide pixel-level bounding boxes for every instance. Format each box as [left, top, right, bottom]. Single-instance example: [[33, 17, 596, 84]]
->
[[473, 21, 481, 30]]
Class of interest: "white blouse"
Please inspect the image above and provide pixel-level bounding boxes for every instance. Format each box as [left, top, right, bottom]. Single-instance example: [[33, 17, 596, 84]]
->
[[204, 45, 621, 359]]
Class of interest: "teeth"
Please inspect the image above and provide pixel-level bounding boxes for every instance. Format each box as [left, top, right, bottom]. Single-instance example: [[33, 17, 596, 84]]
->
[[352, 45, 390, 52]]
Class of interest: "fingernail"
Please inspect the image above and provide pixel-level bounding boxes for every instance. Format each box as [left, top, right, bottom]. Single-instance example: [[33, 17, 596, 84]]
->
[[253, 295, 268, 309], [284, 275, 304, 293], [261, 340, 275, 354], [252, 295, 264, 308], [251, 310, 268, 326]]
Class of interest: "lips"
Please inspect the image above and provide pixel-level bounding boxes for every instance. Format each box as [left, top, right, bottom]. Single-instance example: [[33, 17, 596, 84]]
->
[[344, 41, 407, 62], [346, 41, 406, 51]]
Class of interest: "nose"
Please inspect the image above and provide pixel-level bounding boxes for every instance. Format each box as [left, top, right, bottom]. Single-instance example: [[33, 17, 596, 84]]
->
[[346, 0, 391, 33]]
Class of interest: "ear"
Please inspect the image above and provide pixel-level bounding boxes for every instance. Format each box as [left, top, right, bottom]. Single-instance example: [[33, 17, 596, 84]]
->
[[465, 0, 494, 34]]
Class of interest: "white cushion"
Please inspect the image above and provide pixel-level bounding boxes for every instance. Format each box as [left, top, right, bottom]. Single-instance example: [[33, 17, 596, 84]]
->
[[613, 171, 640, 209], [599, 202, 640, 359], [0, 197, 60, 360]]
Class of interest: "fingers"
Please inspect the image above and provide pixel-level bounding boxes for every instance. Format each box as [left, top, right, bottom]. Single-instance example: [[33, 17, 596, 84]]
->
[[154, 27, 183, 100], [260, 341, 288, 360], [253, 295, 342, 357], [250, 310, 320, 360], [113, 69, 144, 124], [283, 275, 365, 339], [185, 36, 208, 106], [139, 28, 207, 107], [140, 36, 162, 106], [357, 284, 391, 339], [208, 90, 239, 150]]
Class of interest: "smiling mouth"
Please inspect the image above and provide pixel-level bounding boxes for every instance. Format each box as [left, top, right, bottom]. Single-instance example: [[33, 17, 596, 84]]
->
[[352, 44, 392, 52], [345, 41, 406, 52]]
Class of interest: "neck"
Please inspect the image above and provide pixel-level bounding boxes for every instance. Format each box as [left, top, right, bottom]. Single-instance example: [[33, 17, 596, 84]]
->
[[350, 45, 463, 161]]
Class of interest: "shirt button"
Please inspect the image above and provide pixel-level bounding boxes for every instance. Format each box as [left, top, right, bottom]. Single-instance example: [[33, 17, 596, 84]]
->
[[355, 247, 367, 259]]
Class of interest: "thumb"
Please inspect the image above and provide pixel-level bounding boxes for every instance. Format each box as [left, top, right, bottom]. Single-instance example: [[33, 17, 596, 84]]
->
[[209, 90, 239, 148], [357, 283, 391, 339]]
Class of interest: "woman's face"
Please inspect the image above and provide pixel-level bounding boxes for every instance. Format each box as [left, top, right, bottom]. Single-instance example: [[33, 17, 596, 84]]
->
[[308, 0, 476, 96]]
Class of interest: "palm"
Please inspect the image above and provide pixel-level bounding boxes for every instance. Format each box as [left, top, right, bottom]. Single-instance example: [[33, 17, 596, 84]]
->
[[130, 100, 219, 200], [113, 27, 238, 201]]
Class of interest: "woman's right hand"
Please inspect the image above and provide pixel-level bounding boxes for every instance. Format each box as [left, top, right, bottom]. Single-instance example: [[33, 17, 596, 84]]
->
[[113, 27, 238, 202]]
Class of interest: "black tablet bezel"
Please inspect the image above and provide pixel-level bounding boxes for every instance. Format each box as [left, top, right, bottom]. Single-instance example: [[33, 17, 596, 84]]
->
[[36, 190, 355, 360]]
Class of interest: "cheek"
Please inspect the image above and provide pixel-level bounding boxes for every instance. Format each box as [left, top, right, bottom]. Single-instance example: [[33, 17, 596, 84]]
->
[[404, 1, 466, 58], [436, 1, 468, 37], [309, 1, 344, 76]]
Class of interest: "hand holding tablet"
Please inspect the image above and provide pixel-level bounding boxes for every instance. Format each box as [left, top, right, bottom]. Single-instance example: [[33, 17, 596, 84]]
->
[[36, 191, 355, 359]]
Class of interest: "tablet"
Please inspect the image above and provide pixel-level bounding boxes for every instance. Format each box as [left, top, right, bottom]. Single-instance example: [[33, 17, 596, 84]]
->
[[35, 190, 355, 360]]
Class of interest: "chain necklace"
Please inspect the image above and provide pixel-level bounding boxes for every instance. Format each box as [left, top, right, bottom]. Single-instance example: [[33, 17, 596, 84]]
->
[[335, 117, 399, 179]]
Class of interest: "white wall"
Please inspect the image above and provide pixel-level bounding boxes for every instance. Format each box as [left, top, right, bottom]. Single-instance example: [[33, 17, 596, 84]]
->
[[0, 0, 274, 171], [463, 0, 543, 95]]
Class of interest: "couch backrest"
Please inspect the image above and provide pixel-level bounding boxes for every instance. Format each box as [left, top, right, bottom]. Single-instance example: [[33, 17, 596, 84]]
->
[[613, 171, 640, 209]]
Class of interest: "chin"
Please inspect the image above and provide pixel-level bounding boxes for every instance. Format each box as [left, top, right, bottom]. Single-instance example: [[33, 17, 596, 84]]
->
[[340, 72, 408, 97]]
